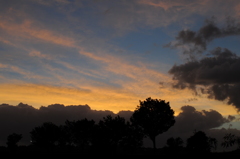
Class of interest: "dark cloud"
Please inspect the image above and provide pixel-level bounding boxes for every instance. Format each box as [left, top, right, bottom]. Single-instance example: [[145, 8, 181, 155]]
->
[[169, 48, 240, 111], [153, 105, 233, 149], [227, 115, 236, 121], [0, 103, 232, 150], [185, 98, 198, 103], [166, 17, 240, 57], [164, 17, 240, 148], [117, 110, 133, 121], [0, 103, 122, 146], [174, 106, 230, 132]]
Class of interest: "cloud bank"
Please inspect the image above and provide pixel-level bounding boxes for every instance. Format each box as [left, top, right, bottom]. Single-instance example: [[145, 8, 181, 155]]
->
[[154, 105, 235, 149], [168, 18, 240, 111], [0, 103, 119, 145], [0, 103, 233, 148]]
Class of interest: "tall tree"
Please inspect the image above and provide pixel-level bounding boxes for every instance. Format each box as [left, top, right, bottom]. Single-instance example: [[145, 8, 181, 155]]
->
[[130, 97, 175, 150]]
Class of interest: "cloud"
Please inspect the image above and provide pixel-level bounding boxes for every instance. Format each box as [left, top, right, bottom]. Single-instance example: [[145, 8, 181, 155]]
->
[[174, 106, 231, 132], [1, 0, 240, 38], [166, 17, 240, 55], [36, 0, 70, 6], [0, 103, 122, 145], [0, 19, 76, 47], [152, 105, 233, 149], [0, 63, 46, 80], [77, 49, 202, 114], [169, 48, 240, 111], [1, 0, 239, 120], [167, 17, 240, 111], [79, 49, 170, 82], [135, 0, 240, 32], [77, 49, 174, 101], [0, 103, 233, 149], [139, 0, 186, 10], [0, 82, 144, 113], [29, 50, 52, 60]]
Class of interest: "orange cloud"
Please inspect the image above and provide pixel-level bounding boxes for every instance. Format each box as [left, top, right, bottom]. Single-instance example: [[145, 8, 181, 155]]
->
[[80, 50, 237, 116], [236, 4, 240, 16], [29, 50, 52, 60], [78, 49, 173, 104], [36, 0, 70, 6], [0, 20, 76, 47], [139, 0, 181, 10], [137, 0, 240, 28], [0, 83, 140, 113], [139, 0, 212, 10], [56, 61, 105, 79], [79, 49, 170, 81], [1, 81, 236, 116], [0, 63, 8, 69]]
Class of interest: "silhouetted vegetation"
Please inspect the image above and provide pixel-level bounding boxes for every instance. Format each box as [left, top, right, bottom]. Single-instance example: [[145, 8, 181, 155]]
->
[[65, 118, 95, 151], [30, 122, 62, 151], [166, 137, 184, 153], [6, 133, 22, 152], [130, 97, 175, 150], [0, 98, 240, 155], [186, 131, 217, 153], [222, 133, 240, 149]]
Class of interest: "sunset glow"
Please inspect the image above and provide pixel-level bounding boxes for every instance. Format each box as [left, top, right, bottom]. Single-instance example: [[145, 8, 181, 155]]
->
[[1, 0, 240, 117]]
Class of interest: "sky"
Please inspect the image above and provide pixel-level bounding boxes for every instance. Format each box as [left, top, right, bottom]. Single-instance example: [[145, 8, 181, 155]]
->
[[1, 1, 240, 123], [1, 0, 240, 150]]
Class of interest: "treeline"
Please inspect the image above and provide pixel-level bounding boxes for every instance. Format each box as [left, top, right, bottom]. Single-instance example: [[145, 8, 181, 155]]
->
[[8, 116, 143, 154], [3, 118, 240, 155], [1, 98, 240, 154]]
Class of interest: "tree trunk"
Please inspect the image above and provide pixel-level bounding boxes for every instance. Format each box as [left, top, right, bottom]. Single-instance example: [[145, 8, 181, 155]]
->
[[151, 136, 156, 151]]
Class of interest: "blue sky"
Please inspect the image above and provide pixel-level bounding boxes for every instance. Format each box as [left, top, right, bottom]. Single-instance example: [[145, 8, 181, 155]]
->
[[1, 0, 240, 125]]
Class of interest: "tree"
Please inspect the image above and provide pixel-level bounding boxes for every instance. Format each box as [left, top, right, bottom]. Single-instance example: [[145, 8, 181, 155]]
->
[[30, 122, 61, 150], [6, 133, 22, 152], [96, 115, 130, 153], [65, 118, 95, 151], [92, 115, 143, 154], [119, 122, 144, 153], [130, 97, 175, 150], [167, 137, 183, 152], [187, 131, 217, 153], [222, 133, 240, 149]]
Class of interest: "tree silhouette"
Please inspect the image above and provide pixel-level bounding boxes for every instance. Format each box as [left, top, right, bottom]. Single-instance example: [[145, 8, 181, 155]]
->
[[65, 118, 95, 151], [187, 131, 217, 153], [208, 136, 218, 151], [166, 137, 184, 153], [58, 124, 72, 147], [96, 115, 129, 153], [6, 133, 22, 152], [130, 97, 175, 150], [91, 115, 143, 154], [30, 122, 61, 150], [222, 133, 240, 149], [119, 122, 144, 153]]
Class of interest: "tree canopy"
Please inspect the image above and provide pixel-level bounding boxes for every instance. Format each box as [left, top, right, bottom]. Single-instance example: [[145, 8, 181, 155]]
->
[[130, 97, 175, 149]]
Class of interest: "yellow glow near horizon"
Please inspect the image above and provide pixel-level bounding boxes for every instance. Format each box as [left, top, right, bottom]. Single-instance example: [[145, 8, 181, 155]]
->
[[0, 83, 238, 116]]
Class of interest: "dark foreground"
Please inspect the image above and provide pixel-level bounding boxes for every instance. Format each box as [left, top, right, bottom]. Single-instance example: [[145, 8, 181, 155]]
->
[[1, 146, 240, 156]]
